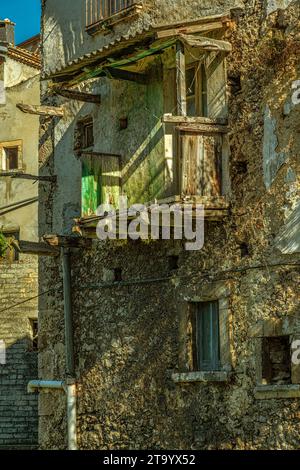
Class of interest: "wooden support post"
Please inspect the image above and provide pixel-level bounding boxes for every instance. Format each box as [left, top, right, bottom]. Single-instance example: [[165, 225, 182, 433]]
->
[[17, 103, 64, 117], [55, 88, 101, 104], [176, 40, 187, 117]]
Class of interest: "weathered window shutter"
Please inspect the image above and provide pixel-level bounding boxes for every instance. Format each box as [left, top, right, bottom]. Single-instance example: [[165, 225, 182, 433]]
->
[[180, 131, 222, 197], [205, 51, 227, 119], [196, 301, 221, 371], [82, 156, 102, 217], [81, 153, 121, 217]]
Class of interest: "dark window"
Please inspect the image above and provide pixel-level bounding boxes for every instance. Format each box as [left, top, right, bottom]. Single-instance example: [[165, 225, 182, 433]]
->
[[240, 243, 250, 258], [29, 319, 38, 352], [193, 301, 221, 371], [168, 255, 179, 271], [114, 268, 122, 282], [83, 121, 94, 148], [4, 146, 19, 170], [262, 336, 291, 385], [186, 63, 207, 117]]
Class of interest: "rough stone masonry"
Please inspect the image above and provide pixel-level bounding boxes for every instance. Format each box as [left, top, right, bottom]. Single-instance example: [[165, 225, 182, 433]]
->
[[38, 0, 300, 449]]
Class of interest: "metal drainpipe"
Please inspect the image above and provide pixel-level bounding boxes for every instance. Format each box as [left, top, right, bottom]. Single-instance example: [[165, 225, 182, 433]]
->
[[28, 248, 77, 450], [62, 247, 77, 451]]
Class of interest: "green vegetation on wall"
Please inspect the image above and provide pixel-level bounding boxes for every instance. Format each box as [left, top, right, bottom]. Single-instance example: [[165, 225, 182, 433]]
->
[[0, 232, 8, 258]]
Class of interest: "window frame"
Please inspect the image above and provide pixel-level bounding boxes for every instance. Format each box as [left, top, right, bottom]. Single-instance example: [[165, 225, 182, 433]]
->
[[185, 62, 208, 118], [261, 335, 291, 386], [192, 300, 221, 372], [175, 284, 232, 383], [0, 140, 23, 172], [83, 120, 94, 149]]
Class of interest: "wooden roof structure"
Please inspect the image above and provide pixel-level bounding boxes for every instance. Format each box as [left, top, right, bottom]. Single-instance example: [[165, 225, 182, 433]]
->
[[46, 13, 232, 86]]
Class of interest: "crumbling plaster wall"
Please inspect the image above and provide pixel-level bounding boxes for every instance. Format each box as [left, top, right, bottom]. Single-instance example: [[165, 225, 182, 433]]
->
[[39, 0, 300, 449]]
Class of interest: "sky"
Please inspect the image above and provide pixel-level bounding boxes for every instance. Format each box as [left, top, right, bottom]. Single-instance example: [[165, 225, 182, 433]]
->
[[1, 0, 41, 44]]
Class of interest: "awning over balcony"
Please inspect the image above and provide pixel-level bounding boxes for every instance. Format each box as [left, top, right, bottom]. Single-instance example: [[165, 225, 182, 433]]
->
[[46, 12, 232, 86], [64, 34, 232, 86]]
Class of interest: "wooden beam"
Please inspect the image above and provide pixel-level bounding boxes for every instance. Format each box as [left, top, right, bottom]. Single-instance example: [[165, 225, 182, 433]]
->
[[17, 103, 64, 117], [43, 234, 92, 249], [181, 35, 232, 53], [55, 88, 101, 104], [0, 172, 57, 182], [176, 41, 187, 116], [156, 21, 226, 39], [105, 67, 148, 85], [16, 240, 60, 257], [177, 124, 229, 134], [162, 115, 228, 125]]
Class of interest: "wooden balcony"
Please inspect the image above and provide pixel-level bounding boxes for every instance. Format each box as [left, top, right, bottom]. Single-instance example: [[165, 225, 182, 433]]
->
[[85, 0, 143, 34], [162, 115, 230, 220]]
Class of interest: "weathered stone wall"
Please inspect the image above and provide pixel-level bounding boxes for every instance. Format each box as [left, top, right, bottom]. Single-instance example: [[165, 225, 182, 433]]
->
[[0, 256, 38, 449], [39, 0, 300, 450]]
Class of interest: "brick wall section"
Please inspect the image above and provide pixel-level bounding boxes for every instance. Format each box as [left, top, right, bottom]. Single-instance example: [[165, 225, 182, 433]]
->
[[0, 256, 38, 449]]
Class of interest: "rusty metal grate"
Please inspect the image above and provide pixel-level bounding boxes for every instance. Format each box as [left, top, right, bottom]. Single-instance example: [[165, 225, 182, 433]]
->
[[86, 0, 137, 27]]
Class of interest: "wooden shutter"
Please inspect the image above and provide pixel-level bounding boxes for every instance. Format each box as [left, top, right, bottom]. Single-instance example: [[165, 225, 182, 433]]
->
[[205, 51, 227, 119], [81, 153, 121, 217], [82, 155, 102, 217], [196, 301, 220, 371], [180, 131, 222, 196]]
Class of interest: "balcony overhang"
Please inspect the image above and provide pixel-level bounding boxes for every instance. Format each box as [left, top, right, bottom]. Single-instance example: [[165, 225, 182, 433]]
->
[[45, 13, 233, 87], [73, 196, 230, 239]]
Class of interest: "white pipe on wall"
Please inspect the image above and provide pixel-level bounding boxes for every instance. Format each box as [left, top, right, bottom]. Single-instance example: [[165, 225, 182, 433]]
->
[[28, 380, 77, 450], [28, 380, 64, 393], [66, 381, 77, 451]]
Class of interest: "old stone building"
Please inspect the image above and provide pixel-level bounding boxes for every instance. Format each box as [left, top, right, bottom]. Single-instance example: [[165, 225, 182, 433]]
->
[[38, 0, 299, 449], [0, 20, 40, 449]]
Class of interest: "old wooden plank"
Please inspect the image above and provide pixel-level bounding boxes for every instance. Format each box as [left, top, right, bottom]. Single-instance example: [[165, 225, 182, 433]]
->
[[156, 21, 225, 39], [154, 12, 231, 32], [179, 132, 223, 197], [177, 124, 229, 134], [55, 88, 101, 104], [17, 103, 64, 117], [176, 41, 187, 116], [162, 114, 228, 125], [180, 35, 232, 53], [204, 50, 228, 119]]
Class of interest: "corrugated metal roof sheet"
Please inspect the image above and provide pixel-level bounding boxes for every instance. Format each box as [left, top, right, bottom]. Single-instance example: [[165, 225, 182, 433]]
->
[[46, 26, 153, 80], [46, 12, 232, 82]]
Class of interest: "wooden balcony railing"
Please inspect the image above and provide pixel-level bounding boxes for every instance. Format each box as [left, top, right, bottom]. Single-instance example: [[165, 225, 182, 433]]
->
[[86, 0, 139, 27]]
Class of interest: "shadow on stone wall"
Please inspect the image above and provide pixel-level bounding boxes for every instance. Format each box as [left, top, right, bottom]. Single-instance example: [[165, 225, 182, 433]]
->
[[0, 337, 38, 450]]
